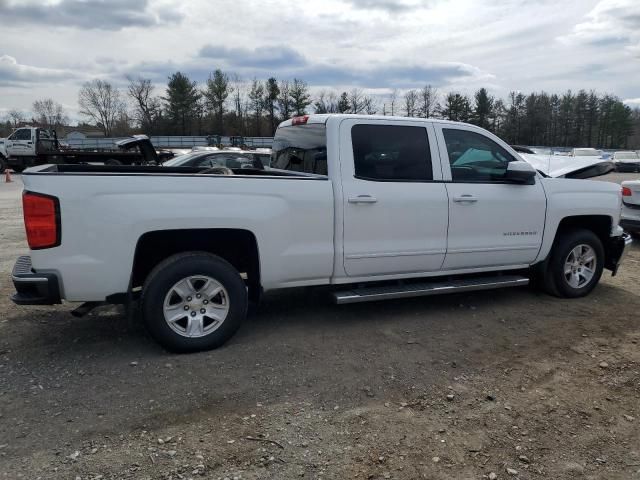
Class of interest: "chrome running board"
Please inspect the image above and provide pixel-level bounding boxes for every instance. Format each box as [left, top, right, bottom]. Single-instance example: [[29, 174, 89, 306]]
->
[[333, 275, 529, 305]]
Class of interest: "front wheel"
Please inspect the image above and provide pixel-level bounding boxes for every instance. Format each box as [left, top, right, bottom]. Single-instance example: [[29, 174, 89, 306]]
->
[[0, 156, 6, 174], [543, 229, 604, 298], [141, 252, 248, 352]]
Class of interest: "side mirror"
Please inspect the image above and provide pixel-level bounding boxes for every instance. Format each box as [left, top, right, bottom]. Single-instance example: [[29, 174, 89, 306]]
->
[[505, 161, 537, 185]]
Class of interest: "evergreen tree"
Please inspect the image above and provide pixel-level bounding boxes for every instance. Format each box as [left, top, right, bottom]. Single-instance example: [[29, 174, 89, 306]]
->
[[264, 77, 280, 134], [164, 72, 201, 135], [337, 92, 350, 113], [203, 69, 232, 134], [472, 88, 494, 129], [277, 80, 293, 120], [290, 78, 312, 116]]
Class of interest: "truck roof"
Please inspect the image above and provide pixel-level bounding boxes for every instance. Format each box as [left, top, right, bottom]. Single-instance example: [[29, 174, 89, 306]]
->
[[277, 114, 475, 129]]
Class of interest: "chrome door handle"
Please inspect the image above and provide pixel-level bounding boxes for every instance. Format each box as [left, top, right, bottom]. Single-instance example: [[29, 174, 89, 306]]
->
[[453, 195, 478, 203], [348, 195, 378, 204]]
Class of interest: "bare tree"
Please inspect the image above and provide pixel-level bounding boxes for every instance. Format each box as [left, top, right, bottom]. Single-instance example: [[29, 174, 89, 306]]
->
[[7, 109, 25, 127], [363, 95, 377, 115], [127, 76, 161, 133], [248, 78, 265, 136], [404, 90, 418, 117], [230, 74, 246, 136], [78, 79, 126, 136], [314, 90, 339, 113], [32, 98, 68, 129], [389, 89, 398, 116], [418, 85, 439, 118], [349, 88, 365, 114]]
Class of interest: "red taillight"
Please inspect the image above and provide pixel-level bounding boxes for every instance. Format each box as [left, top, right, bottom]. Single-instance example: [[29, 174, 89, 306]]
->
[[622, 186, 632, 197], [22, 192, 60, 249], [292, 115, 309, 126]]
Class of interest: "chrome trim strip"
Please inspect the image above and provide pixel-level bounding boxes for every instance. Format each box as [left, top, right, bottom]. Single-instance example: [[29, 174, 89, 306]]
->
[[346, 249, 446, 259], [12, 276, 49, 283]]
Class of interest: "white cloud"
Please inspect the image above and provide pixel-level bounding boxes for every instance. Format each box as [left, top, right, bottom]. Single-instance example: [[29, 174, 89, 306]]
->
[[0, 0, 639, 115], [560, 0, 640, 48], [0, 55, 80, 86]]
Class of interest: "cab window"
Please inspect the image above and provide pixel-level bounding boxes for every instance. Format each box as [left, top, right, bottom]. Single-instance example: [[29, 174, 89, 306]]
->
[[351, 124, 432, 181]]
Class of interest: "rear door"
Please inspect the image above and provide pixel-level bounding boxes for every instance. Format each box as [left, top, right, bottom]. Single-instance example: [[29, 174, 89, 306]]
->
[[435, 124, 546, 270], [340, 119, 449, 277]]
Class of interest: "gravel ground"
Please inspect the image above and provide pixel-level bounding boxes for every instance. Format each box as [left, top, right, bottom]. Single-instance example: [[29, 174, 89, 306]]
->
[[1, 173, 639, 480]]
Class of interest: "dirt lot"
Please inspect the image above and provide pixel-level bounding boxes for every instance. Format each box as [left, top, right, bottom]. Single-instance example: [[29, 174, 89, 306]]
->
[[1, 174, 639, 480]]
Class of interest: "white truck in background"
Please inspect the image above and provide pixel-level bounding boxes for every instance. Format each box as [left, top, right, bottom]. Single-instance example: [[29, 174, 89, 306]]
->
[[11, 114, 631, 352], [0, 127, 173, 172]]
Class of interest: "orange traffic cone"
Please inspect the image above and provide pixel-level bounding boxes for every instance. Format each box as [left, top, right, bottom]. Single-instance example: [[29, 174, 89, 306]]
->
[[4, 169, 13, 183]]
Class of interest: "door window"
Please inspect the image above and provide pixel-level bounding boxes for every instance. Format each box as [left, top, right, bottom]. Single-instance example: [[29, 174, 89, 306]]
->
[[443, 129, 516, 182], [351, 124, 432, 181]]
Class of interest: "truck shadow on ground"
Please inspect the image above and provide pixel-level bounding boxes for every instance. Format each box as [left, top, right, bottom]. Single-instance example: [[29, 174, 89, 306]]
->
[[6, 281, 638, 363]]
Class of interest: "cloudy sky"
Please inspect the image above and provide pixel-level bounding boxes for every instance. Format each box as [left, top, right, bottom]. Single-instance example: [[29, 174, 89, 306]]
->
[[1, 0, 639, 121]]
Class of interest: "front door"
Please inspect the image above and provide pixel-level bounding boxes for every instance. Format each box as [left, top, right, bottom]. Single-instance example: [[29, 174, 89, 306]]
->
[[7, 128, 35, 157], [340, 119, 449, 277], [435, 125, 546, 270]]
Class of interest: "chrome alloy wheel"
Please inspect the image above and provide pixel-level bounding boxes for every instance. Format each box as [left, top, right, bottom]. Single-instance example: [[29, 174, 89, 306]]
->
[[163, 276, 230, 338], [563, 244, 597, 289]]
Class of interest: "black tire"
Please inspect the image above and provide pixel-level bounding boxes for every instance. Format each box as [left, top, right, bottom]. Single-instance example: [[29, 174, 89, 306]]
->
[[104, 159, 122, 166], [543, 229, 604, 298], [0, 156, 6, 174], [141, 252, 247, 353]]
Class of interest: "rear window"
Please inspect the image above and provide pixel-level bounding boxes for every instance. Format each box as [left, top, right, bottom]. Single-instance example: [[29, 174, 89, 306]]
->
[[271, 124, 327, 175]]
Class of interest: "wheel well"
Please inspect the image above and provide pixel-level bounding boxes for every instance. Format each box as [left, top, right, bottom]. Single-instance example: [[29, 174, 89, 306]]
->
[[131, 229, 260, 300], [556, 215, 612, 248]]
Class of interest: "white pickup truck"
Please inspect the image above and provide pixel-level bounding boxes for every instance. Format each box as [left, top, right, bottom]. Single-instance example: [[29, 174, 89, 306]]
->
[[11, 114, 631, 352]]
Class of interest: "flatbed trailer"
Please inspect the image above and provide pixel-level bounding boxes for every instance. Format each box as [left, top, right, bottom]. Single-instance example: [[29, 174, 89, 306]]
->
[[0, 127, 173, 172]]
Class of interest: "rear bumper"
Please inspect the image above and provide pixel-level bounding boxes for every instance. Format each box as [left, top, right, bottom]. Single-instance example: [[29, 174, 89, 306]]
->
[[605, 233, 633, 276], [11, 255, 61, 305], [621, 219, 640, 232], [616, 162, 640, 172]]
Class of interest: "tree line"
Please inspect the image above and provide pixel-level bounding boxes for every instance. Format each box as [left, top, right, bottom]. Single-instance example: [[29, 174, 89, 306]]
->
[[1, 70, 638, 149]]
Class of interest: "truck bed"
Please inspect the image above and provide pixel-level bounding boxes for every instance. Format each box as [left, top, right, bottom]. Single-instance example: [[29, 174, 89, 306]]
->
[[28, 164, 322, 178], [21, 164, 334, 300]]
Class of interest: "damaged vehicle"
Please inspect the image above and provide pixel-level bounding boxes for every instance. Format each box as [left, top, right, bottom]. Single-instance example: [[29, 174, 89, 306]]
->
[[11, 115, 631, 352], [612, 151, 640, 173]]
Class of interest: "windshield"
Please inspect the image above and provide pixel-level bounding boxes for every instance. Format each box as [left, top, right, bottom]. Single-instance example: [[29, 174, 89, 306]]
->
[[573, 149, 602, 157], [272, 124, 327, 175], [162, 152, 202, 166]]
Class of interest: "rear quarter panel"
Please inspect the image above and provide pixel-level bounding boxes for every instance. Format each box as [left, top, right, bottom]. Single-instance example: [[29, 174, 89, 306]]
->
[[23, 172, 335, 301]]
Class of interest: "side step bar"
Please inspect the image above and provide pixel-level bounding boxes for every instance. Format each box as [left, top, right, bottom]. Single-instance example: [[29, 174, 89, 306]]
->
[[333, 275, 529, 305]]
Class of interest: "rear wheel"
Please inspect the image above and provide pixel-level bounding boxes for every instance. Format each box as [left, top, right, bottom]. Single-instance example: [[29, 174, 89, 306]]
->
[[543, 229, 604, 298], [141, 252, 247, 352], [0, 156, 6, 174], [104, 159, 122, 166]]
